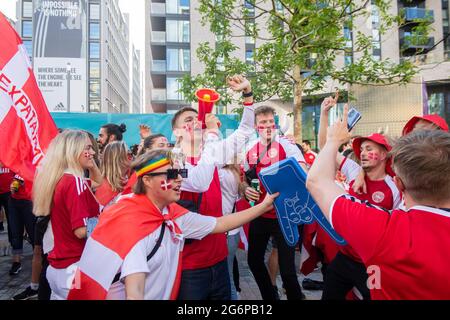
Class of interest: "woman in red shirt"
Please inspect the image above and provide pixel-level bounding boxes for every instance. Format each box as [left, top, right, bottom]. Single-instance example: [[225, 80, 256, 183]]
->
[[33, 130, 100, 300]]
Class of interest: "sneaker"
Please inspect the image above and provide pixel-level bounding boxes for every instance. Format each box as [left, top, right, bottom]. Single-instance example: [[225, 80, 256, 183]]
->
[[9, 262, 22, 275], [11, 286, 38, 300]]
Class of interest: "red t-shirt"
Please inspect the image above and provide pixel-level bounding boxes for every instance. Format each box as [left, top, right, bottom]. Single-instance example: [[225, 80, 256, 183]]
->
[[331, 194, 450, 300], [339, 158, 401, 262], [304, 151, 317, 167], [0, 167, 15, 194], [180, 158, 228, 270], [10, 174, 32, 201], [48, 174, 100, 269], [245, 137, 306, 219]]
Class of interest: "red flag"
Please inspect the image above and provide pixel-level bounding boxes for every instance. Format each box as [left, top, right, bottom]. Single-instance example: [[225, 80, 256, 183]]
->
[[0, 13, 58, 183]]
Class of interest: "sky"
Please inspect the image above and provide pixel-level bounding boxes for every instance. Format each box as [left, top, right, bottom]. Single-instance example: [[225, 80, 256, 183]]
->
[[0, 0, 145, 77]]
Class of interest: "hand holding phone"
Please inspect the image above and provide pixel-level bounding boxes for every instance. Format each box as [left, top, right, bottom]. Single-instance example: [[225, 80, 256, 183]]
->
[[347, 107, 361, 131]]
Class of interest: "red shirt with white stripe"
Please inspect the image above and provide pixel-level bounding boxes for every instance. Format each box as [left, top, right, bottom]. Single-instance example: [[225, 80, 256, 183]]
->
[[304, 151, 317, 167], [48, 174, 100, 269], [330, 194, 450, 300], [339, 158, 401, 262], [245, 136, 306, 219], [0, 167, 14, 194]]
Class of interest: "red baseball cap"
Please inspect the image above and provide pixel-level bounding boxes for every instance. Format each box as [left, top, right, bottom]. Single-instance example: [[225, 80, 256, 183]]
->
[[352, 133, 392, 161], [402, 114, 449, 136]]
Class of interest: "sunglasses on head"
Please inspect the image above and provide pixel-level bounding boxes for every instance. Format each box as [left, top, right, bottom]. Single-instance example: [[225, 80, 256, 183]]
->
[[145, 168, 188, 180]]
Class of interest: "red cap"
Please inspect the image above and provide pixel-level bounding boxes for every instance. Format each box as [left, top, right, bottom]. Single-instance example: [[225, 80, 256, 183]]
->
[[352, 133, 392, 161], [402, 114, 449, 136]]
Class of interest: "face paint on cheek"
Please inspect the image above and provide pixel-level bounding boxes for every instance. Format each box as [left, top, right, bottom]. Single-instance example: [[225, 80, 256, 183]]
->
[[84, 151, 91, 159], [160, 180, 172, 191], [367, 152, 379, 161]]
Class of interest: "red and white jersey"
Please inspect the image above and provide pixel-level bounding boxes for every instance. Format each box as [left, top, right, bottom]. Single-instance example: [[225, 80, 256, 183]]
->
[[48, 173, 100, 269], [304, 151, 317, 167], [330, 194, 450, 300], [106, 209, 216, 300], [338, 158, 401, 262], [245, 136, 306, 219], [0, 167, 14, 194]]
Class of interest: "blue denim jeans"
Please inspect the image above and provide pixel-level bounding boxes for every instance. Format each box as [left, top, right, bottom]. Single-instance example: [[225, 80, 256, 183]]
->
[[8, 198, 35, 255], [177, 258, 231, 300], [227, 233, 240, 300]]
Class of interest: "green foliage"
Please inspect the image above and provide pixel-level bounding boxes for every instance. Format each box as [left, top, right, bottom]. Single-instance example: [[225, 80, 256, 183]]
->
[[179, 0, 431, 115]]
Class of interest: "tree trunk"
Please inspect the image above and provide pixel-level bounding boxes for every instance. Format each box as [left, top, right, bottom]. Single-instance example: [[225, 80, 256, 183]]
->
[[293, 65, 303, 143]]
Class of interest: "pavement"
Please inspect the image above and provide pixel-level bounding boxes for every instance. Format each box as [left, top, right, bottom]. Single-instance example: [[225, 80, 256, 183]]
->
[[0, 225, 323, 300]]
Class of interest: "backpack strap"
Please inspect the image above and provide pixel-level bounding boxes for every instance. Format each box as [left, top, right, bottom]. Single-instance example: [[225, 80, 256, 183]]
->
[[112, 222, 166, 284]]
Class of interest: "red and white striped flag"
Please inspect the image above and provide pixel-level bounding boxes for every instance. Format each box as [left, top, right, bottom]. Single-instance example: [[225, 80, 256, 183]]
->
[[0, 13, 58, 183]]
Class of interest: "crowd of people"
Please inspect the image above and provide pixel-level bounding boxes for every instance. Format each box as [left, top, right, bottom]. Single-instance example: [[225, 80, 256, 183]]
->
[[0, 74, 449, 300]]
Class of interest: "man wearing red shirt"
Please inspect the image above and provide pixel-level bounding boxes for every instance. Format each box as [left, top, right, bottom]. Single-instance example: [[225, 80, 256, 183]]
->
[[307, 106, 450, 300], [301, 140, 317, 168], [243, 105, 308, 300]]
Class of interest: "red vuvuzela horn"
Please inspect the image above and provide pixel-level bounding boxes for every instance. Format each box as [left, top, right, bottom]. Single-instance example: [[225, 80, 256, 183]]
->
[[195, 88, 220, 129]]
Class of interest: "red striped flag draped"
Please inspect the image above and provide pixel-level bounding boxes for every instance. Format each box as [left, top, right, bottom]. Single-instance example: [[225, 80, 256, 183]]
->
[[0, 13, 58, 183]]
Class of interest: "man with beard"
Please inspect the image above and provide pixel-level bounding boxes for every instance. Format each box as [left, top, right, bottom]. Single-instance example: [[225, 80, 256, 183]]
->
[[97, 123, 127, 155]]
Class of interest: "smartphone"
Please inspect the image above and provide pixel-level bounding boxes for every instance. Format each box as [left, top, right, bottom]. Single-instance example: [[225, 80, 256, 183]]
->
[[347, 107, 361, 131]]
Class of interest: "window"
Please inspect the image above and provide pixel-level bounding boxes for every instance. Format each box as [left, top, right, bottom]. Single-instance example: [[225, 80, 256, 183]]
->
[[167, 77, 183, 100], [90, 4, 100, 20], [23, 40, 32, 57], [22, 1, 33, 18], [22, 20, 32, 38], [89, 100, 101, 113], [166, 20, 190, 42], [90, 23, 100, 40], [167, 0, 190, 14], [89, 42, 100, 59], [345, 54, 353, 66], [89, 61, 100, 78], [167, 48, 190, 71], [89, 80, 101, 99], [246, 49, 254, 64]]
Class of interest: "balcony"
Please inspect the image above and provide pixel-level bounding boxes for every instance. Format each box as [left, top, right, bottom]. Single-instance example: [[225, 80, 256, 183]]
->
[[151, 89, 166, 102], [151, 60, 166, 73], [150, 3, 166, 16], [151, 31, 166, 44], [402, 7, 434, 23], [400, 35, 434, 54]]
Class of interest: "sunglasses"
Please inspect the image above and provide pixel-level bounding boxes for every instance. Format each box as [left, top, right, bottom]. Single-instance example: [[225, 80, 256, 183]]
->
[[145, 168, 188, 180]]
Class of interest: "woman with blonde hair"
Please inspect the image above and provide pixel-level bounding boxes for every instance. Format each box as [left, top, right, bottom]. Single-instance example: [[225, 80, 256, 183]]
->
[[33, 130, 100, 300], [94, 141, 133, 208]]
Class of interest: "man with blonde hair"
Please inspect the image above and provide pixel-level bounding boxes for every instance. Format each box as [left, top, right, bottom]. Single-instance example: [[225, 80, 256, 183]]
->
[[307, 106, 450, 299]]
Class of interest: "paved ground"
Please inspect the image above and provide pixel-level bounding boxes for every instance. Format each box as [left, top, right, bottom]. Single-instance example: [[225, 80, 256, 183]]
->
[[0, 226, 323, 300]]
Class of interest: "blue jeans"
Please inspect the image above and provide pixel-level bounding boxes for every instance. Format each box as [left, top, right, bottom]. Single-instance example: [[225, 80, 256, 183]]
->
[[177, 258, 231, 300], [8, 198, 35, 255], [227, 232, 240, 300]]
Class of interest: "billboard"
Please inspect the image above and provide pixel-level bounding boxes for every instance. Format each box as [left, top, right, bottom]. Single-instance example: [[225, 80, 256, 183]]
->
[[33, 0, 87, 112]]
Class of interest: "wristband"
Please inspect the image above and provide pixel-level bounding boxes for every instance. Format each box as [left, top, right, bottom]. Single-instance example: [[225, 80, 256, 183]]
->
[[242, 91, 253, 98]]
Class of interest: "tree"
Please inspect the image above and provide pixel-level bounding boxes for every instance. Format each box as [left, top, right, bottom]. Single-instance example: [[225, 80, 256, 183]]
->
[[179, 0, 432, 141]]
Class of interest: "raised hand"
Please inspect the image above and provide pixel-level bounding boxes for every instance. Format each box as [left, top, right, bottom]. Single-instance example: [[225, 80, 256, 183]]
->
[[139, 124, 151, 139], [227, 75, 251, 93]]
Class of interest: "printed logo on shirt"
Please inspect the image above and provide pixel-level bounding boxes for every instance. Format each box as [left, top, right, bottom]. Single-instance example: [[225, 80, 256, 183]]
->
[[268, 148, 278, 159], [372, 191, 385, 204], [0, 168, 10, 174], [75, 177, 87, 196]]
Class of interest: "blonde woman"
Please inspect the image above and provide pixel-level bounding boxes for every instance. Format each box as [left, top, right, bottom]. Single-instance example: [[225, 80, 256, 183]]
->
[[95, 141, 132, 208], [33, 130, 100, 300]]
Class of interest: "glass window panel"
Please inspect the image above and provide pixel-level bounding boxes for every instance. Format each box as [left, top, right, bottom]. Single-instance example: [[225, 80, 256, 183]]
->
[[167, 0, 177, 14], [23, 1, 33, 18], [182, 49, 190, 71], [90, 4, 100, 20], [23, 40, 32, 57], [372, 29, 380, 41], [166, 20, 178, 42], [89, 80, 101, 99], [181, 21, 190, 42], [167, 48, 179, 71], [246, 49, 254, 63], [22, 21, 32, 38], [90, 61, 100, 78], [167, 77, 180, 100], [90, 100, 101, 112], [89, 42, 100, 59], [180, 0, 190, 13], [90, 23, 100, 39]]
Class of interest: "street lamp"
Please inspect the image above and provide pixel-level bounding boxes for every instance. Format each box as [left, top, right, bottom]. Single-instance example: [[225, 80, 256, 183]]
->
[[66, 62, 71, 112]]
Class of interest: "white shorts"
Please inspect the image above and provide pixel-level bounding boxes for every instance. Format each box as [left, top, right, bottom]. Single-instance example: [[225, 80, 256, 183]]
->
[[46, 262, 79, 300]]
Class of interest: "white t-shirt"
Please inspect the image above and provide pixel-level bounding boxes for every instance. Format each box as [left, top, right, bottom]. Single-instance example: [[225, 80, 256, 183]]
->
[[218, 168, 241, 236], [106, 209, 216, 300]]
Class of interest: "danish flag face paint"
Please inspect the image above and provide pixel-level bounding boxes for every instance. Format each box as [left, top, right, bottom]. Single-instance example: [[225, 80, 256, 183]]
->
[[161, 180, 172, 191], [367, 151, 379, 161]]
